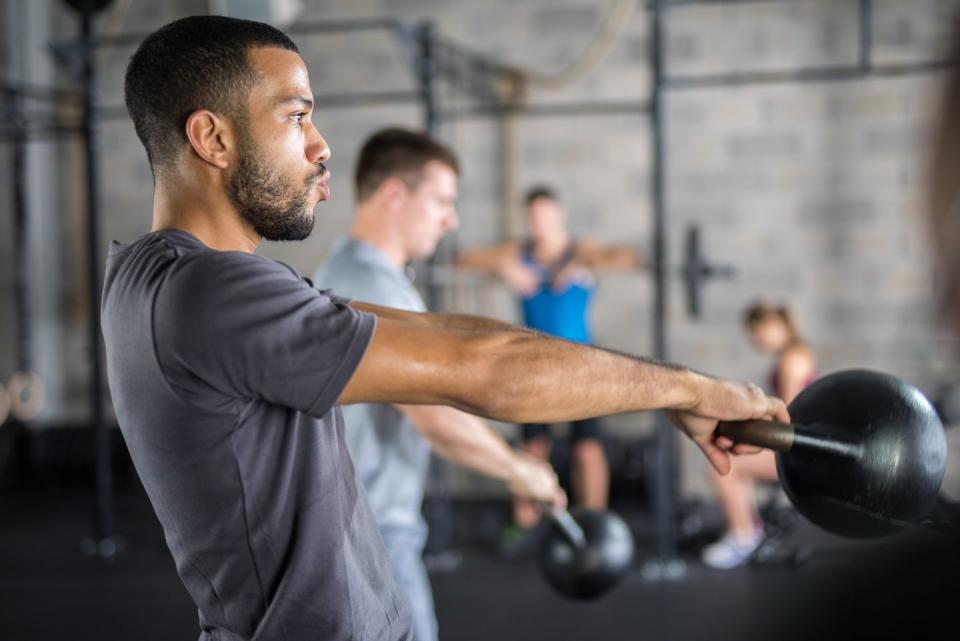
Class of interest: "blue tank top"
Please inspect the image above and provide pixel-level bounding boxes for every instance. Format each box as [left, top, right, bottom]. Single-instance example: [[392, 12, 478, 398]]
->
[[519, 240, 594, 343]]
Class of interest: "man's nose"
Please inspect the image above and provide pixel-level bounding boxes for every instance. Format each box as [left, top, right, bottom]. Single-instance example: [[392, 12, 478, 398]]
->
[[306, 125, 331, 164]]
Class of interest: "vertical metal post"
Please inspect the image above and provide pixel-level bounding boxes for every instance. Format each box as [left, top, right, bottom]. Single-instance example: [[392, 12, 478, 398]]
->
[[416, 21, 442, 310], [10, 91, 31, 375], [646, 0, 682, 578], [417, 21, 438, 134], [415, 20, 458, 565], [858, 0, 872, 73], [80, 10, 116, 556]]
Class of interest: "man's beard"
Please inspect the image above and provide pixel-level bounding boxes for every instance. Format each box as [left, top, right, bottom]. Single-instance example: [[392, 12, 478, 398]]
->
[[227, 134, 322, 242]]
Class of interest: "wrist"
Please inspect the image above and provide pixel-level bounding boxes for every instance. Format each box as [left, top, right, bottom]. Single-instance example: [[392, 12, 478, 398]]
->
[[505, 452, 527, 485], [667, 367, 708, 411]]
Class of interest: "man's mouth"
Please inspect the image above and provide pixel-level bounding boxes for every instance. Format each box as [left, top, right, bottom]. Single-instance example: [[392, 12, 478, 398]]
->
[[311, 164, 331, 201]]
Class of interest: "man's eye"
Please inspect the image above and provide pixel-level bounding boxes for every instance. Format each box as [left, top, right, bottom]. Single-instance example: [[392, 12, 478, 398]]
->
[[292, 113, 306, 124]]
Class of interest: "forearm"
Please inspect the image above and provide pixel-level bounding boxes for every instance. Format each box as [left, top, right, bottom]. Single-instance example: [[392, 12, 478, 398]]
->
[[455, 256, 501, 272], [343, 310, 708, 424], [454, 245, 513, 272], [399, 405, 521, 483], [579, 247, 645, 271], [466, 333, 702, 424]]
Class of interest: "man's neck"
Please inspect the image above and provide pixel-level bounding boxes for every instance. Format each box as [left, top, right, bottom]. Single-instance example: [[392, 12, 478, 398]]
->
[[150, 178, 260, 253], [350, 203, 408, 268], [533, 230, 570, 258]]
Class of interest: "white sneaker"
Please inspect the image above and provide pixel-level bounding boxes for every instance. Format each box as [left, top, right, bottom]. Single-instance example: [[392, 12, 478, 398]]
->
[[701, 530, 764, 569]]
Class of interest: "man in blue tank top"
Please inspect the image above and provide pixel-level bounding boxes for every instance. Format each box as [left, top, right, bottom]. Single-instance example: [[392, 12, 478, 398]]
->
[[458, 186, 643, 554]]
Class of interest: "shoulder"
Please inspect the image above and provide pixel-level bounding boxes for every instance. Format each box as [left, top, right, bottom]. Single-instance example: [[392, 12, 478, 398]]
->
[[159, 250, 303, 318], [318, 256, 403, 302], [779, 343, 816, 371], [176, 249, 294, 284]]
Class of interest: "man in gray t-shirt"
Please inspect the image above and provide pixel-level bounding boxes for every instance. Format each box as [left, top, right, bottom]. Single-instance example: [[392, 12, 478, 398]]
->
[[104, 230, 405, 640], [107, 15, 789, 641], [317, 236, 435, 638], [315, 129, 564, 641]]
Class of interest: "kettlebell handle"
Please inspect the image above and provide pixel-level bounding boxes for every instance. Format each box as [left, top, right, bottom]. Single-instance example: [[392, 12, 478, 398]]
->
[[717, 419, 863, 460], [539, 504, 587, 549]]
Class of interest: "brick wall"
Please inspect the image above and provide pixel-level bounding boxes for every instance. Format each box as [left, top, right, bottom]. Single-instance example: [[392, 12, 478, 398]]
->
[[7, 0, 959, 495]]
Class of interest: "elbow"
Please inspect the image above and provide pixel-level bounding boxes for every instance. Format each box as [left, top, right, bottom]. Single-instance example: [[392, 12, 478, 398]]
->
[[456, 332, 535, 422]]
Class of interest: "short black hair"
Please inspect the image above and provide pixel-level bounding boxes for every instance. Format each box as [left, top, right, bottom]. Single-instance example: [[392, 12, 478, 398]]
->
[[124, 15, 298, 175], [354, 127, 460, 202], [524, 185, 559, 207]]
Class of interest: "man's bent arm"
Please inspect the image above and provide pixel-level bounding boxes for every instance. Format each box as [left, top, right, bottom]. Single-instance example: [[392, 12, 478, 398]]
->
[[398, 404, 557, 501]]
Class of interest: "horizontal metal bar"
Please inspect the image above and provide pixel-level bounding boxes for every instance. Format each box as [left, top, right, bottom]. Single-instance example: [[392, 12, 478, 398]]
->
[[0, 80, 80, 102], [65, 16, 410, 49], [438, 99, 652, 120], [433, 34, 521, 78], [94, 105, 129, 121], [659, 0, 796, 7], [23, 59, 954, 126], [285, 17, 408, 36], [666, 59, 953, 89], [95, 88, 420, 121], [310, 90, 421, 108], [0, 126, 82, 142]]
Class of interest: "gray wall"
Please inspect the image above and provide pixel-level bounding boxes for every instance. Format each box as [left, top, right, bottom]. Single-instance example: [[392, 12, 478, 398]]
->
[[3, 0, 960, 495]]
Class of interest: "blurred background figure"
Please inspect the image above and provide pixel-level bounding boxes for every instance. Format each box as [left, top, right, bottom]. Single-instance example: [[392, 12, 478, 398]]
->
[[700, 301, 817, 569], [314, 129, 564, 641], [457, 186, 642, 558]]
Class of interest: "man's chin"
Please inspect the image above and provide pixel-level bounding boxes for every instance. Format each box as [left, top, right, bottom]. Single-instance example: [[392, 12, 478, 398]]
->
[[415, 245, 440, 261], [258, 216, 315, 242]]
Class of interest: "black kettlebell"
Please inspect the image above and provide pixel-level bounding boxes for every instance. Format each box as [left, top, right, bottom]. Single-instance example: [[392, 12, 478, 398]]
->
[[539, 506, 635, 600], [718, 369, 948, 538]]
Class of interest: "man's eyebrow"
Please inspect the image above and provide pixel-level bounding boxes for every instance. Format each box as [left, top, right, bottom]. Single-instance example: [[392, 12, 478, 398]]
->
[[276, 95, 314, 109]]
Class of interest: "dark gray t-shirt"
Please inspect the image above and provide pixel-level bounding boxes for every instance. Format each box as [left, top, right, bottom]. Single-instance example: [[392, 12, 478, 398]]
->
[[101, 229, 411, 641]]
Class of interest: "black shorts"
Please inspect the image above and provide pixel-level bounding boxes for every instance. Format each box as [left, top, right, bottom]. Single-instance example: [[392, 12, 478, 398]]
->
[[521, 417, 603, 444]]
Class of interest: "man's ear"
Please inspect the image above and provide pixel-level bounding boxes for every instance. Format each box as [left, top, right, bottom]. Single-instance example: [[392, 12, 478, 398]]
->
[[184, 109, 234, 169], [378, 176, 409, 211]]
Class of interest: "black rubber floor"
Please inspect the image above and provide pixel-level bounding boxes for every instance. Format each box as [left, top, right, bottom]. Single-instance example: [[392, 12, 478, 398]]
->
[[1, 486, 957, 641]]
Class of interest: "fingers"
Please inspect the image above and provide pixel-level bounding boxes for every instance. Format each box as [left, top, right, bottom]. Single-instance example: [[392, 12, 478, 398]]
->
[[531, 459, 563, 504], [715, 435, 735, 449], [731, 443, 764, 455], [697, 436, 731, 476], [748, 382, 789, 423], [744, 382, 790, 424], [768, 397, 790, 423], [554, 488, 568, 510]]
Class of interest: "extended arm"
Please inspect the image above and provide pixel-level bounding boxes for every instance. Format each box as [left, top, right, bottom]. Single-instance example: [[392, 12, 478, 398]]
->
[[573, 240, 645, 271], [456, 242, 519, 272], [455, 242, 540, 295], [338, 306, 789, 474]]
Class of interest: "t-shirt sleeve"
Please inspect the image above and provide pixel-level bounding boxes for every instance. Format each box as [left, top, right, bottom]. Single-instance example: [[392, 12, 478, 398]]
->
[[154, 252, 375, 418]]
